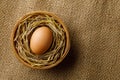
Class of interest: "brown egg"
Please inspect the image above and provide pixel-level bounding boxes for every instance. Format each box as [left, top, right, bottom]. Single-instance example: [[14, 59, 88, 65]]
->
[[30, 26, 53, 55]]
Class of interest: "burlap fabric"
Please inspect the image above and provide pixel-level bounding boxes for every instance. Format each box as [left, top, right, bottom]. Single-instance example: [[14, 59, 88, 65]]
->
[[0, 0, 120, 80]]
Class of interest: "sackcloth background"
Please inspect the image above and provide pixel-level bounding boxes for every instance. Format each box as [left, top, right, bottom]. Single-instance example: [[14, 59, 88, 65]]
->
[[0, 0, 120, 80]]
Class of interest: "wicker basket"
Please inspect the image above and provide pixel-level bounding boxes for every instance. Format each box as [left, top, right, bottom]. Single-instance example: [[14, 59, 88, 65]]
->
[[11, 11, 70, 69]]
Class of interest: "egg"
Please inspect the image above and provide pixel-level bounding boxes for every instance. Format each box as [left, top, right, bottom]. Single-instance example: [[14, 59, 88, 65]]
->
[[30, 26, 53, 55]]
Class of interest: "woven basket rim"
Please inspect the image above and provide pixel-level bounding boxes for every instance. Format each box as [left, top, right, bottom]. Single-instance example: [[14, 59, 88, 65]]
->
[[11, 11, 70, 69]]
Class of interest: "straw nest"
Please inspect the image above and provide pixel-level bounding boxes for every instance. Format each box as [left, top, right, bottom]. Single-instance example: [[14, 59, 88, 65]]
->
[[12, 11, 70, 69]]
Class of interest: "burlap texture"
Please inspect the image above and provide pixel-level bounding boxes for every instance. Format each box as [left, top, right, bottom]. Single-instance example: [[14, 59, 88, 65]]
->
[[1, 0, 120, 80]]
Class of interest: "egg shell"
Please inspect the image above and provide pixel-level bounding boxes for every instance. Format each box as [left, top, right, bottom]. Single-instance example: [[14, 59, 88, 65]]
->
[[30, 26, 53, 55]]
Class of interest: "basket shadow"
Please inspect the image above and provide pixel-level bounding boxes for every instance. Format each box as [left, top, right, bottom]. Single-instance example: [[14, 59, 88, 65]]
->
[[47, 41, 80, 72]]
